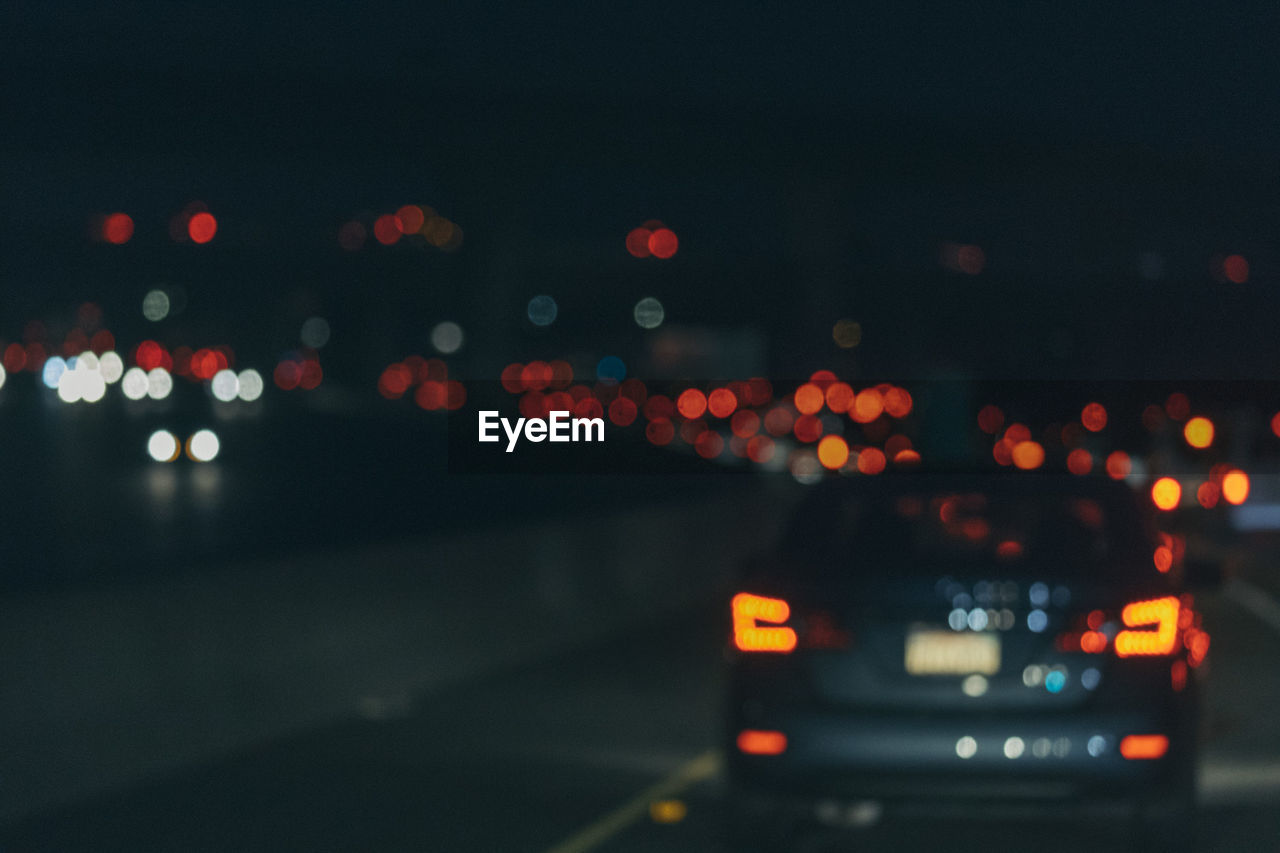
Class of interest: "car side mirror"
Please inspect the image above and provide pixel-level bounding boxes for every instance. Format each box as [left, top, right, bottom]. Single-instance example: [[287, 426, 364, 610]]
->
[[1182, 558, 1223, 590]]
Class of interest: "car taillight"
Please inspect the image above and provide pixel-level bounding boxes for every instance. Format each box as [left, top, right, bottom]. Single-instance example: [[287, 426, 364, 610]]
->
[[1053, 594, 1209, 666], [732, 592, 797, 653], [1114, 596, 1180, 657]]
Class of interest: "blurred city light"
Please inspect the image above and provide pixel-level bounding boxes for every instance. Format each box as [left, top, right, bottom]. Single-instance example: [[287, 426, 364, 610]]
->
[[187, 212, 217, 244], [527, 295, 558, 327], [237, 369, 264, 402], [1151, 477, 1181, 510], [121, 367, 149, 400], [211, 369, 239, 402], [1183, 416, 1214, 449], [633, 297, 665, 329], [187, 429, 220, 462], [147, 430, 180, 463], [300, 317, 331, 348], [142, 290, 170, 321], [147, 367, 173, 400], [430, 322, 464, 355]]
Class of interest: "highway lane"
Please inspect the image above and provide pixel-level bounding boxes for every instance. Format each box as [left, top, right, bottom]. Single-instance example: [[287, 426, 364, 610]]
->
[[4, 591, 1279, 852]]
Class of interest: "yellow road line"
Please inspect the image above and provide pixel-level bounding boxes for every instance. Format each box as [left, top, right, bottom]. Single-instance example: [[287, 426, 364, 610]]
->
[[544, 749, 722, 853]]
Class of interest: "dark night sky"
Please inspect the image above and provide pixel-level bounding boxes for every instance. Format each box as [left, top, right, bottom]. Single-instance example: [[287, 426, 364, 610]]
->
[[4, 2, 1279, 156]]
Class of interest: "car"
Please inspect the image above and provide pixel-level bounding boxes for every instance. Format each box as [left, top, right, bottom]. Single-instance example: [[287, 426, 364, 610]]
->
[[725, 472, 1211, 851]]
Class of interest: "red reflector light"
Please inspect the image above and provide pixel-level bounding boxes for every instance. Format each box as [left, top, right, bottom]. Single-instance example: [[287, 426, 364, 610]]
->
[[732, 593, 797, 653], [737, 730, 787, 755], [1120, 734, 1169, 760]]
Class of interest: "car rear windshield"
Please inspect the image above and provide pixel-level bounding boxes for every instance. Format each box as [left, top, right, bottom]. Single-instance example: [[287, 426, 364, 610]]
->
[[781, 479, 1150, 576]]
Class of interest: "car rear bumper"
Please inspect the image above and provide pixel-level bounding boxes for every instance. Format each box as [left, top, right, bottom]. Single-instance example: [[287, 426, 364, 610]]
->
[[728, 707, 1193, 801]]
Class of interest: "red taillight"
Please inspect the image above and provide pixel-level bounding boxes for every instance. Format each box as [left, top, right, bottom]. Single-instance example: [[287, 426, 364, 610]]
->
[[1120, 734, 1169, 760], [732, 592, 797, 653], [1114, 596, 1180, 657], [737, 729, 787, 755]]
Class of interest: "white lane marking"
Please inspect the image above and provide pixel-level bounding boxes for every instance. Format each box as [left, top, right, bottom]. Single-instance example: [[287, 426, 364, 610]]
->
[[1224, 578, 1280, 635], [544, 750, 721, 853]]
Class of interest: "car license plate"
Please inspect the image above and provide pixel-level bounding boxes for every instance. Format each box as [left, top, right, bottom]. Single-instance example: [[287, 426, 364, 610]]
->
[[904, 628, 1000, 676]]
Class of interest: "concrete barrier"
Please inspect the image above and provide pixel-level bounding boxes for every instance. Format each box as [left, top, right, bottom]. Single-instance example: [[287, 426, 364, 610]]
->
[[0, 486, 790, 824]]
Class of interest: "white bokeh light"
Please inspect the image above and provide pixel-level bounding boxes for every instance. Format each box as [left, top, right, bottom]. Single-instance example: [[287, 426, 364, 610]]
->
[[237, 368, 264, 402], [430, 321, 463, 354], [121, 367, 149, 400], [211, 369, 240, 402], [142, 289, 170, 321], [147, 367, 173, 400], [633, 297, 665, 329], [99, 351, 124, 384], [188, 429, 220, 462], [147, 429, 179, 462]]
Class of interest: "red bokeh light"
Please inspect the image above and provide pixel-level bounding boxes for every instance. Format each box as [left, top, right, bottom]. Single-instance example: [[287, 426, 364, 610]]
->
[[694, 430, 723, 459], [396, 205, 425, 234], [188, 212, 218, 244], [707, 388, 738, 418], [373, 214, 402, 245], [103, 213, 134, 245], [1223, 254, 1249, 284], [793, 414, 823, 443], [648, 228, 678, 259], [977, 404, 1005, 434], [608, 396, 638, 426], [676, 388, 708, 419], [646, 418, 675, 445], [626, 227, 652, 258]]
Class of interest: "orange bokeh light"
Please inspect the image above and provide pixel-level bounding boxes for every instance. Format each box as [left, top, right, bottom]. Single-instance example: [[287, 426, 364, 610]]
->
[[1183, 417, 1214, 449], [794, 383, 824, 415], [1222, 470, 1250, 505], [883, 387, 912, 418], [676, 388, 707, 419], [817, 435, 849, 470], [850, 389, 884, 423], [1011, 441, 1045, 470], [824, 382, 854, 413], [1151, 477, 1181, 510]]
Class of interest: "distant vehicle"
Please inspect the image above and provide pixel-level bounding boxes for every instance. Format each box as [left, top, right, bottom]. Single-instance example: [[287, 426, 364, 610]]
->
[[726, 473, 1211, 851]]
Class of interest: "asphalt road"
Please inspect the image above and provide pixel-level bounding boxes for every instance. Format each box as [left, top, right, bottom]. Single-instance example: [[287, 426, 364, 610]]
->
[[4, 583, 1280, 853]]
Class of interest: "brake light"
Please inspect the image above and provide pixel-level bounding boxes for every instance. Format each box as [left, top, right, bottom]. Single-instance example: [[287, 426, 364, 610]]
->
[[1119, 734, 1169, 760], [737, 729, 787, 755], [732, 593, 797, 652], [1114, 596, 1180, 657]]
